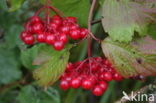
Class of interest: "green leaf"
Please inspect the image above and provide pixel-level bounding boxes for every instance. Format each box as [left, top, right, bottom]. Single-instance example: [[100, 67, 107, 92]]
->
[[17, 85, 60, 103], [0, 0, 8, 10], [0, 90, 18, 103], [8, 0, 25, 11], [20, 45, 39, 70], [148, 23, 156, 40], [33, 45, 70, 87], [5, 25, 23, 49], [101, 0, 156, 42], [0, 48, 22, 85], [40, 0, 90, 27], [101, 36, 156, 78]]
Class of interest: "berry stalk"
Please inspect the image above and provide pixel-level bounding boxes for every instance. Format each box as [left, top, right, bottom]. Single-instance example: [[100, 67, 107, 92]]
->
[[87, 0, 97, 57]]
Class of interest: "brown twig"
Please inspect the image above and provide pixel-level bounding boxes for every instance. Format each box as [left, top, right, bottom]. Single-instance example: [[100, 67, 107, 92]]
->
[[0, 74, 30, 93], [91, 18, 103, 25], [87, 0, 97, 57]]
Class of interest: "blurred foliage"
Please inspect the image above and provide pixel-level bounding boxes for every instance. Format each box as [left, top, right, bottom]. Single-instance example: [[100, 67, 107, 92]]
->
[[0, 0, 155, 103]]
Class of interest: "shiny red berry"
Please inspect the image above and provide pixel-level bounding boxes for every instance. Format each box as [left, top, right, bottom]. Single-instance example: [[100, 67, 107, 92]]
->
[[69, 24, 79, 30], [60, 80, 70, 90], [92, 85, 104, 96], [103, 72, 113, 81], [69, 29, 80, 40], [46, 33, 56, 45], [67, 17, 77, 23], [30, 16, 42, 24], [70, 78, 81, 88], [36, 33, 46, 43], [23, 35, 35, 45], [82, 79, 93, 90], [113, 73, 122, 81], [51, 18, 62, 26], [20, 31, 30, 41], [32, 23, 44, 34], [59, 26, 70, 34], [48, 23, 59, 32], [59, 33, 68, 43], [80, 28, 88, 39], [99, 81, 108, 91], [53, 41, 64, 51]]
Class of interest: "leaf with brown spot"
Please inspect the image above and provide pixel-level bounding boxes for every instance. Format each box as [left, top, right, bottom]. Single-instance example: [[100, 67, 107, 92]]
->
[[101, 36, 156, 78]]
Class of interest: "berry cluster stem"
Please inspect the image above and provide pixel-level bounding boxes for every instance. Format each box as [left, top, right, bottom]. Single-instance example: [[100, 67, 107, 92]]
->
[[87, 0, 97, 57], [34, 5, 65, 18]]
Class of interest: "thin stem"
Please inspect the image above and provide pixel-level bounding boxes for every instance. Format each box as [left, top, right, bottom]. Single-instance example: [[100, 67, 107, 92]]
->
[[87, 0, 97, 57], [91, 17, 103, 25], [34, 5, 65, 18]]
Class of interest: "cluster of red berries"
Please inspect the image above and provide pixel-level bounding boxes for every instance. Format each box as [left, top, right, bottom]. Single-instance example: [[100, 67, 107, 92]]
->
[[20, 15, 88, 51], [59, 57, 123, 96]]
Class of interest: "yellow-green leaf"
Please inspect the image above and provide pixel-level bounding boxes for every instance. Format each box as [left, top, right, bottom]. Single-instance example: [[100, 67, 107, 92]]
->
[[101, 36, 156, 78], [33, 45, 70, 87]]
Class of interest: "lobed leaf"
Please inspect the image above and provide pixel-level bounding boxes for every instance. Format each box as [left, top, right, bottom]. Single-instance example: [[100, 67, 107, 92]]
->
[[33, 45, 70, 87], [101, 36, 156, 78], [101, 0, 156, 42]]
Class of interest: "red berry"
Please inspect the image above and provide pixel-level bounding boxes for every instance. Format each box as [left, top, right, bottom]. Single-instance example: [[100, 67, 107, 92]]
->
[[69, 29, 80, 40], [82, 79, 93, 90], [20, 31, 30, 41], [59, 33, 68, 43], [113, 73, 122, 81], [99, 81, 108, 91], [66, 63, 73, 71], [92, 85, 104, 96], [36, 33, 46, 43], [60, 80, 70, 90], [65, 76, 72, 82], [24, 22, 33, 33], [23, 35, 34, 45], [51, 18, 62, 26], [52, 15, 61, 20], [69, 24, 79, 30], [80, 28, 88, 38], [67, 17, 77, 23], [46, 33, 56, 45], [30, 16, 42, 24], [70, 78, 81, 88], [59, 26, 70, 34], [91, 64, 99, 72], [103, 72, 113, 81], [53, 41, 64, 51], [99, 73, 105, 81], [48, 23, 59, 32], [32, 23, 44, 34], [104, 60, 111, 67]]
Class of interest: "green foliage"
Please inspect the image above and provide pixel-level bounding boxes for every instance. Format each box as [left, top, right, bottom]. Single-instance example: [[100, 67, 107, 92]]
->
[[8, 0, 25, 11], [33, 45, 70, 87], [40, 0, 90, 27], [148, 23, 156, 40], [0, 0, 8, 10], [101, 0, 155, 43], [0, 48, 21, 85], [17, 85, 60, 103], [0, 0, 155, 103], [101, 37, 156, 78], [5, 25, 23, 49], [20, 45, 39, 70]]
